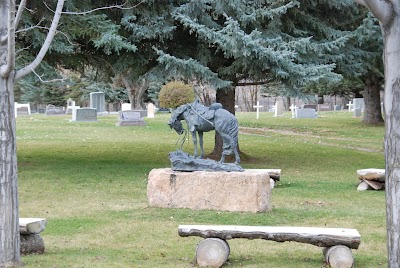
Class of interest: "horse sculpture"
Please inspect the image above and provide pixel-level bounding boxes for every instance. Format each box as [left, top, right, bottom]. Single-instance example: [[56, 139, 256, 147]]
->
[[168, 100, 240, 164]]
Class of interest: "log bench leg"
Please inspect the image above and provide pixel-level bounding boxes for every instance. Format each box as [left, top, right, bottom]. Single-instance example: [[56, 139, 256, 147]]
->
[[323, 245, 354, 268], [20, 234, 45, 255], [196, 238, 230, 267]]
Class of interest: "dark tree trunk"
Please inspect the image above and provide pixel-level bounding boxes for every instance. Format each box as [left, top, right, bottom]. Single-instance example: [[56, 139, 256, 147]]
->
[[361, 74, 384, 124], [209, 86, 236, 160]]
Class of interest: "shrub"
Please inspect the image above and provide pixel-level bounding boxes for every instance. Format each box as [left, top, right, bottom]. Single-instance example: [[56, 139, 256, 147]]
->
[[158, 81, 195, 108]]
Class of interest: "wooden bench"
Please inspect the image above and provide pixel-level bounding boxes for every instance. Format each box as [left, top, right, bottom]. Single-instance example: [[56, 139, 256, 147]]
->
[[19, 218, 47, 254], [178, 225, 361, 268]]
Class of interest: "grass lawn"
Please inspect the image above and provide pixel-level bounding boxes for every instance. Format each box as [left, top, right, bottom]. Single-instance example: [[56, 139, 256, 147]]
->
[[16, 111, 386, 267]]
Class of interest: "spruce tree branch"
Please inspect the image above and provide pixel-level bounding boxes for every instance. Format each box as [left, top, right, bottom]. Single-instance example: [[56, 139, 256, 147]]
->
[[15, 0, 27, 29], [1, 0, 16, 78], [355, 0, 393, 25], [44, 0, 145, 15], [15, 0, 65, 80], [30, 68, 65, 83]]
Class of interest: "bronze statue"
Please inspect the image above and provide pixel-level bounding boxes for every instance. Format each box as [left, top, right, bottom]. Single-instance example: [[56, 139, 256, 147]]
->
[[168, 100, 240, 164]]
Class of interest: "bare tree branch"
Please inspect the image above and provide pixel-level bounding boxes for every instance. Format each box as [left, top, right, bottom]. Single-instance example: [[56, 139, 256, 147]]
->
[[30, 68, 65, 83], [44, 0, 145, 15], [16, 24, 75, 46], [15, 0, 65, 80], [15, 0, 27, 29], [1, 0, 16, 78]]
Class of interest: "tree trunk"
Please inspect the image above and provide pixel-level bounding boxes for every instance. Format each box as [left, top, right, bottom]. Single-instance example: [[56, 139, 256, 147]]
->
[[382, 15, 400, 268], [0, 73, 20, 266], [209, 86, 236, 160], [361, 73, 383, 124]]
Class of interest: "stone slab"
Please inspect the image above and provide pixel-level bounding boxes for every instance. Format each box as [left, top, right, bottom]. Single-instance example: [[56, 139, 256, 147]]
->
[[147, 168, 271, 213]]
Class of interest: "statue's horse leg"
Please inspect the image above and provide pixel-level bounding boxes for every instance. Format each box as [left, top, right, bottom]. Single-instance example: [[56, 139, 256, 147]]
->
[[190, 130, 199, 158], [218, 132, 240, 164], [198, 131, 204, 158]]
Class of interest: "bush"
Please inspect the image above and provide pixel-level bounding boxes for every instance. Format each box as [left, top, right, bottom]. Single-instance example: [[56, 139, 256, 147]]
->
[[158, 81, 195, 108]]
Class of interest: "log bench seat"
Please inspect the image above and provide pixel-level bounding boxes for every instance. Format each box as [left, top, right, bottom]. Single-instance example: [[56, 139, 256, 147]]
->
[[19, 218, 47, 254], [178, 224, 361, 268]]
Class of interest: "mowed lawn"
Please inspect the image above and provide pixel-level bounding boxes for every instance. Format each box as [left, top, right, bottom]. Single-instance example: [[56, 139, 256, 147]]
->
[[16, 111, 386, 268]]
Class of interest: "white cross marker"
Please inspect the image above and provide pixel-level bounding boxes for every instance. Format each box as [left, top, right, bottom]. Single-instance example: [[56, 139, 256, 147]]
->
[[253, 101, 263, 119]]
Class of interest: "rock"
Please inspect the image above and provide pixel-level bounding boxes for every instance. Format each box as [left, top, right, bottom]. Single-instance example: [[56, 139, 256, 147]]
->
[[357, 181, 371, 191], [357, 168, 385, 182], [147, 168, 271, 213], [169, 150, 243, 172]]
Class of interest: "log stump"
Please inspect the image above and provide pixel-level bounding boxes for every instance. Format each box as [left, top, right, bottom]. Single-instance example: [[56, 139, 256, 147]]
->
[[323, 245, 354, 268], [196, 238, 230, 267], [20, 234, 45, 254]]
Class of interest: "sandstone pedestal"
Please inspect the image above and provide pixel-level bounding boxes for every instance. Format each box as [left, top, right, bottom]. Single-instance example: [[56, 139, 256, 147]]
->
[[147, 168, 271, 213]]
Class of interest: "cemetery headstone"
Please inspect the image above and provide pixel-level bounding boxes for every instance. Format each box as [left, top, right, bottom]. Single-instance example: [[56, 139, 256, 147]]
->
[[90, 92, 108, 115], [147, 103, 155, 118], [353, 98, 365, 112], [121, 103, 131, 111], [317, 104, 331, 111], [303, 104, 317, 109], [334, 105, 341, 111], [70, 108, 97, 122], [289, 105, 298, 118], [45, 104, 64, 115], [253, 101, 263, 119], [15, 102, 31, 117], [116, 110, 146, 126], [274, 100, 284, 117], [294, 108, 317, 118], [354, 107, 362, 117]]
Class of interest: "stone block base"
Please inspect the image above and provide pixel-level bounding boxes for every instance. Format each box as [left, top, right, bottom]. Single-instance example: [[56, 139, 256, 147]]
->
[[147, 168, 271, 213]]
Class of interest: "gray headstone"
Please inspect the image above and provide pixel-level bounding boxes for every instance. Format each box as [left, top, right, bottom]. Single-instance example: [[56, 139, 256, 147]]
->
[[45, 104, 64, 115], [274, 100, 284, 117], [353, 98, 364, 111], [334, 105, 341, 111], [294, 108, 317, 118], [317, 104, 331, 111], [71, 108, 97, 122], [354, 107, 362, 117], [116, 110, 146, 126], [90, 92, 106, 113], [303, 104, 317, 109]]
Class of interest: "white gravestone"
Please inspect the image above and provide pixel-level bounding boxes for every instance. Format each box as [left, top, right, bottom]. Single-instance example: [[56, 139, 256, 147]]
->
[[147, 103, 155, 118], [274, 100, 284, 117], [253, 101, 263, 119], [90, 92, 107, 115], [121, 103, 131, 111], [116, 110, 146, 126], [289, 105, 298, 118], [71, 108, 97, 122], [14, 102, 31, 118]]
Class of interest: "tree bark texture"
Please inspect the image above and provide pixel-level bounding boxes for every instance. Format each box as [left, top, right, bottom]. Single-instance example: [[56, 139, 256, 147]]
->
[[0, 73, 19, 266], [361, 73, 384, 124], [383, 18, 400, 268], [0, 0, 19, 265], [179, 225, 361, 249], [20, 234, 44, 255]]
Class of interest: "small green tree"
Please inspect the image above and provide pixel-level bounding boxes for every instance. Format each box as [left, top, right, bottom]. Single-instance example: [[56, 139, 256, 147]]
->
[[158, 81, 195, 108]]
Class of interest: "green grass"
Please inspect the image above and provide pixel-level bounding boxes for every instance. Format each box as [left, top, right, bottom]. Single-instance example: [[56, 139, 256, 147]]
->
[[16, 112, 386, 267]]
